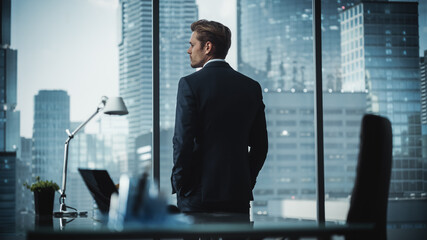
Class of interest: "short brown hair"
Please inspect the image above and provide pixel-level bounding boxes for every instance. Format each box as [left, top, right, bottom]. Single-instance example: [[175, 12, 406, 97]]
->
[[191, 20, 231, 59]]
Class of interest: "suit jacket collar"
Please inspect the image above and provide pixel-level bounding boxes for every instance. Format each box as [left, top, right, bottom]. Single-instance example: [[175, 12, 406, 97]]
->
[[203, 61, 230, 68]]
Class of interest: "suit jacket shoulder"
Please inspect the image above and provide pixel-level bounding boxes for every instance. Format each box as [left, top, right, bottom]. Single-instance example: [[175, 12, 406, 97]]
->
[[182, 62, 262, 94]]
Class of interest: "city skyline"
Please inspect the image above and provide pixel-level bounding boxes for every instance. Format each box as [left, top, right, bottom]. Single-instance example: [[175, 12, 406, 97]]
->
[[11, 0, 236, 138], [3, 1, 427, 236], [12, 0, 426, 139]]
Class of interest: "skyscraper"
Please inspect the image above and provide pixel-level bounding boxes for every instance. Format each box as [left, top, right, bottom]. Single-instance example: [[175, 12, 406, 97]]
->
[[341, 1, 424, 196], [63, 118, 126, 213], [0, 0, 20, 153], [96, 117, 129, 176], [237, 0, 314, 91], [422, 50, 427, 127], [119, 0, 197, 176], [237, 0, 365, 92], [66, 122, 100, 212], [251, 92, 366, 216], [0, 152, 16, 236], [421, 50, 427, 173], [322, 0, 365, 90], [32, 90, 70, 185], [16, 137, 32, 213], [1, 1, 21, 237]]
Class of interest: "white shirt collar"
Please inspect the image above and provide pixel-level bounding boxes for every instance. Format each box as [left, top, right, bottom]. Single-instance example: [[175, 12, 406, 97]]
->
[[203, 58, 226, 68]]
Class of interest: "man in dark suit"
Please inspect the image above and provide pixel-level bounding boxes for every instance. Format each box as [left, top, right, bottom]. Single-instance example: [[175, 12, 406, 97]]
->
[[171, 20, 268, 214]]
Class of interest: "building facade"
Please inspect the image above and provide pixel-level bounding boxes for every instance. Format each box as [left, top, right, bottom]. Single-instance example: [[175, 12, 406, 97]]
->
[[135, 128, 175, 203], [118, 0, 197, 176], [16, 137, 32, 214], [32, 90, 70, 186], [341, 1, 424, 196], [237, 0, 371, 92], [65, 119, 126, 213], [0, 0, 20, 153], [421, 50, 427, 162], [66, 122, 102, 212], [237, 0, 314, 91], [1, 1, 21, 237], [0, 152, 16, 236], [251, 92, 366, 216]]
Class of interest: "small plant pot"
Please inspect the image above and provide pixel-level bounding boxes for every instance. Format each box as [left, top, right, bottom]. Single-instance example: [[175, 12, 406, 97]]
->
[[34, 189, 55, 215]]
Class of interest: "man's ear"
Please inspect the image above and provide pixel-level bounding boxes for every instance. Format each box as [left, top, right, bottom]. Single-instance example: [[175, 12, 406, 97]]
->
[[204, 41, 213, 55]]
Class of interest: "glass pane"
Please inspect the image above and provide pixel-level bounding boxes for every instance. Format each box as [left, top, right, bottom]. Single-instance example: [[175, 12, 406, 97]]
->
[[322, 1, 426, 237], [120, 0, 154, 180], [160, 0, 317, 221], [12, 0, 128, 221], [159, 0, 198, 204], [239, 0, 316, 222], [321, 0, 366, 223]]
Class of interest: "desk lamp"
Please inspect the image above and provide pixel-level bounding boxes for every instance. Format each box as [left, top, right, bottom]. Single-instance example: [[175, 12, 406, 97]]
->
[[54, 96, 128, 217]]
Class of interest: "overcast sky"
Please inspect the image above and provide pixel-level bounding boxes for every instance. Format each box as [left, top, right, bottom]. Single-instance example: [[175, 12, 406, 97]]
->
[[12, 0, 120, 138], [12, 0, 236, 138]]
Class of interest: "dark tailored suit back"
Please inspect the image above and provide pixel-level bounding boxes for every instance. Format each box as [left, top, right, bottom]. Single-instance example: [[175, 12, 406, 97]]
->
[[172, 61, 268, 210], [346, 114, 392, 240]]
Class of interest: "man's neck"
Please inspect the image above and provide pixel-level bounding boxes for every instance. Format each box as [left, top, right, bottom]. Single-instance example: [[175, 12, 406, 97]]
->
[[203, 58, 226, 68]]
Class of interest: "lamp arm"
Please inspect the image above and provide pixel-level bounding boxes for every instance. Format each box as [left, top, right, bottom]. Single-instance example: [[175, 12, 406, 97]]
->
[[58, 97, 107, 212], [70, 108, 102, 139], [68, 96, 108, 139]]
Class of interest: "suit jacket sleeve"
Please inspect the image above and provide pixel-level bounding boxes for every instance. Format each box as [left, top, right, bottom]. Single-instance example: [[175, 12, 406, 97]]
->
[[171, 77, 197, 197], [249, 84, 268, 189]]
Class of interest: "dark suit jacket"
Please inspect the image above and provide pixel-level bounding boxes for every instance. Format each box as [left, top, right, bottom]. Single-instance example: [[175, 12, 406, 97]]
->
[[171, 61, 268, 212]]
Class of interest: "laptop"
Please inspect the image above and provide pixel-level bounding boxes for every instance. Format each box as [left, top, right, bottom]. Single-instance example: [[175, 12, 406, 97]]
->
[[78, 168, 118, 213]]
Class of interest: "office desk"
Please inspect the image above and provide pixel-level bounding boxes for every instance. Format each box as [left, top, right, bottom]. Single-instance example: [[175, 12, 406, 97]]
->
[[26, 212, 375, 240], [27, 223, 374, 240]]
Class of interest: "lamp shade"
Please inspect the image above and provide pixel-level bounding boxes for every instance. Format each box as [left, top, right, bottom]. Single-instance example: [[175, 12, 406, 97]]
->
[[103, 97, 128, 115]]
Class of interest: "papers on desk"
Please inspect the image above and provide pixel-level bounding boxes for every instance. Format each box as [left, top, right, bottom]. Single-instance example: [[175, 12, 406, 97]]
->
[[108, 173, 191, 230]]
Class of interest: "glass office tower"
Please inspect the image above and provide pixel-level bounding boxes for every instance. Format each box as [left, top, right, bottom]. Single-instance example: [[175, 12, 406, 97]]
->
[[16, 137, 32, 213], [119, 0, 153, 175], [0, 152, 16, 236], [341, 1, 424, 196], [421, 50, 427, 174], [119, 0, 197, 176], [32, 90, 70, 185], [422, 50, 427, 128], [65, 118, 127, 213], [237, 0, 369, 217], [252, 92, 366, 216], [237, 0, 314, 91], [0, 0, 20, 153], [1, 1, 20, 235], [237, 0, 367, 92]]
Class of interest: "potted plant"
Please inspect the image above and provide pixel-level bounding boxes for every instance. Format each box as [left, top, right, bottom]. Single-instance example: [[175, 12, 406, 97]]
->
[[24, 176, 59, 215]]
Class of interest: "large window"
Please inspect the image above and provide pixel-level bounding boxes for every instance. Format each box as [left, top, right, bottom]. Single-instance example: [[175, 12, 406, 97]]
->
[[10, 1, 427, 237], [159, 0, 317, 221], [321, 3, 426, 239]]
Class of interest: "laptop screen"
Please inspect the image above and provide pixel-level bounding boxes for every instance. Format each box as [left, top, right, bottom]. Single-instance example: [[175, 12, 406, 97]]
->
[[78, 168, 118, 213]]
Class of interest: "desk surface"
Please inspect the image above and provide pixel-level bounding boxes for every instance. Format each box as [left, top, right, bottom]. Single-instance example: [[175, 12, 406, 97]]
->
[[24, 212, 374, 240]]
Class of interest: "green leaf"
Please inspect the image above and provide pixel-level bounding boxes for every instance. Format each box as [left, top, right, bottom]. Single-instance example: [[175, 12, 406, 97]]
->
[[23, 176, 60, 192]]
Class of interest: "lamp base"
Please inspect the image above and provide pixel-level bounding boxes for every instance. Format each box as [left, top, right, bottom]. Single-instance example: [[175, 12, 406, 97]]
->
[[53, 210, 88, 218], [54, 202, 88, 218]]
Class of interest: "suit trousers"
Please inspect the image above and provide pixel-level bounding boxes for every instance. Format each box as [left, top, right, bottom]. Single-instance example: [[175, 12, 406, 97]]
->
[[177, 187, 250, 214]]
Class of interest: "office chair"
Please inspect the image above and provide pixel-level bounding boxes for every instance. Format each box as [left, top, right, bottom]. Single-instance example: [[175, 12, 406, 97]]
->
[[346, 114, 393, 240]]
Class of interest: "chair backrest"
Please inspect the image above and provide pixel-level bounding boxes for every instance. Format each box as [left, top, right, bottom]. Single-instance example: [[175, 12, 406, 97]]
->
[[346, 114, 392, 240]]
